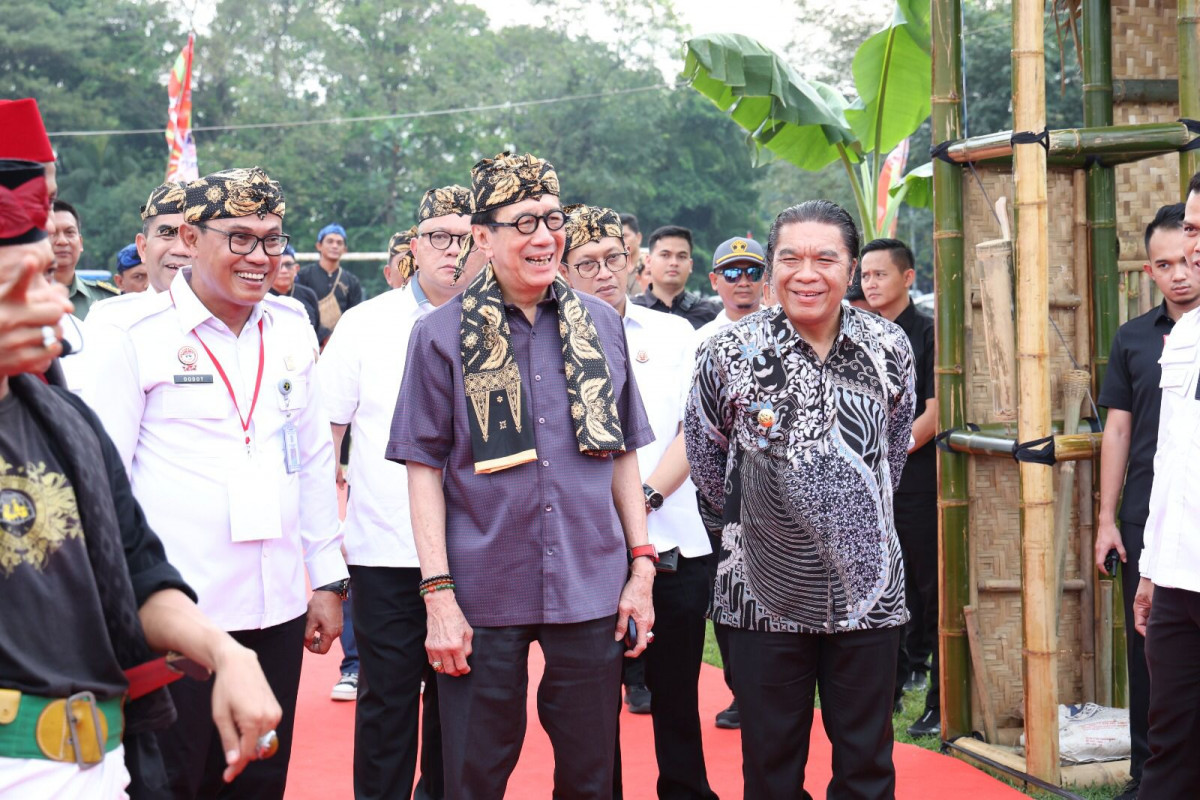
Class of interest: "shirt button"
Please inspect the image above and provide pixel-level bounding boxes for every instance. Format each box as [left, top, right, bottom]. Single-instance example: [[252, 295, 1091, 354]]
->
[[544, 504, 553, 512], [542, 460, 550, 467], [547, 548, 554, 555], [534, 374, 542, 382], [538, 417, 546, 424]]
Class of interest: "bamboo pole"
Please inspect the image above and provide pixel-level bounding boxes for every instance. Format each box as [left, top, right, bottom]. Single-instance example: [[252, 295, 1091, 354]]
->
[[1082, 0, 1123, 709], [963, 606, 998, 742], [932, 0, 971, 744], [1013, 0, 1059, 782], [1073, 170, 1096, 703], [939, 122, 1196, 166], [939, 430, 1101, 461], [1054, 371, 1091, 631], [1097, 580, 1114, 706], [1181, 1, 1200, 194]]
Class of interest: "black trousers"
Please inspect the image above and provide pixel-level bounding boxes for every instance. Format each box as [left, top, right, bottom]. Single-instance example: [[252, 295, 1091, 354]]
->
[[1117, 522, 1150, 781], [437, 615, 623, 799], [618, 553, 718, 799], [157, 615, 306, 800], [726, 624, 900, 800], [349, 565, 443, 800], [1140, 585, 1200, 798], [893, 492, 938, 705]]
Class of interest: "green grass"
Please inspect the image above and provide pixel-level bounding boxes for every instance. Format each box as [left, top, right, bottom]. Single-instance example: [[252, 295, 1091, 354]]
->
[[700, 623, 1125, 799]]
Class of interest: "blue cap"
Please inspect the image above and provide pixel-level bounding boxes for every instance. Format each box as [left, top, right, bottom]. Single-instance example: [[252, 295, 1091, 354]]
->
[[317, 223, 347, 244], [115, 243, 142, 273], [711, 237, 765, 270], [282, 243, 296, 258]]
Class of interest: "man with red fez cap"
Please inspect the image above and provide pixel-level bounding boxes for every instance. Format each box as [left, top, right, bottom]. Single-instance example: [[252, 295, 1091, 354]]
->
[[0, 159, 282, 800], [0, 99, 57, 202]]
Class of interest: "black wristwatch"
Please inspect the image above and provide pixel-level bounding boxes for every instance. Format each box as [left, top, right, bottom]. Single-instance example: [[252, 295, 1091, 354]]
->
[[643, 483, 664, 513], [315, 578, 350, 601]]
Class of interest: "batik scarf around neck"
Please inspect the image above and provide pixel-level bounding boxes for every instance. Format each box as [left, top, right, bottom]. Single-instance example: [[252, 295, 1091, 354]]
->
[[459, 264, 625, 473]]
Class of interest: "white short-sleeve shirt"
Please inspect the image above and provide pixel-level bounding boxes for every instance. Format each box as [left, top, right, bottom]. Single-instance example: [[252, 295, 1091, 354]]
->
[[319, 283, 431, 567], [623, 302, 710, 557], [83, 270, 346, 631], [1141, 306, 1200, 592]]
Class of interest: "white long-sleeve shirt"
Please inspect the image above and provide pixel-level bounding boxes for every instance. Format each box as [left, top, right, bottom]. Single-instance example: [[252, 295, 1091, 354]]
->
[[1141, 306, 1200, 592], [83, 270, 346, 631]]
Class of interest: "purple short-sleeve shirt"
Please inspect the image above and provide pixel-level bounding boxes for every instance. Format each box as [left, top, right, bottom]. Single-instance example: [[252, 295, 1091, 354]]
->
[[386, 285, 654, 627]]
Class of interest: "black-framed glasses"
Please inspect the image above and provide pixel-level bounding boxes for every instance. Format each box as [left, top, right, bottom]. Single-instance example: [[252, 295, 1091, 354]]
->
[[716, 264, 765, 283], [567, 251, 630, 278], [194, 222, 290, 256], [487, 210, 567, 235], [422, 230, 467, 250]]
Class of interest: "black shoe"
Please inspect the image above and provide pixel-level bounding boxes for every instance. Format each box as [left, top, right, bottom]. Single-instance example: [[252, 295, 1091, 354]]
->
[[624, 683, 651, 714], [902, 669, 928, 693], [715, 699, 740, 729], [906, 709, 940, 737], [893, 696, 904, 715], [1113, 778, 1139, 800]]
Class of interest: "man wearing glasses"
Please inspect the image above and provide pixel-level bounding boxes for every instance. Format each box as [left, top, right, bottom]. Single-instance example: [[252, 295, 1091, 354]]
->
[[84, 166, 347, 800], [388, 153, 656, 799], [695, 236, 766, 344], [559, 204, 718, 799], [318, 185, 485, 799]]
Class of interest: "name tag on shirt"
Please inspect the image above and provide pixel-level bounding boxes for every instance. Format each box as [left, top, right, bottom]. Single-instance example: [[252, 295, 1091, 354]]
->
[[282, 422, 301, 474], [228, 456, 283, 542], [174, 374, 215, 385]]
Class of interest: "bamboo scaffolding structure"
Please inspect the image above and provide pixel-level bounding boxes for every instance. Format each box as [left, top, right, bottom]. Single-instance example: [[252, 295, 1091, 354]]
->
[[1082, 0, 1124, 709], [1073, 171, 1096, 704], [963, 606, 998, 742], [939, 430, 1101, 461], [1054, 371, 1091, 630], [1182, 1, 1200, 194], [937, 122, 1196, 167], [1097, 580, 1114, 706], [1013, 0, 1059, 781], [932, 0, 971, 743]]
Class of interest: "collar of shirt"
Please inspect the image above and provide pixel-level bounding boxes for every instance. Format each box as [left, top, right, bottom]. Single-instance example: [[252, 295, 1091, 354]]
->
[[1152, 299, 1175, 327], [410, 274, 432, 309], [894, 299, 919, 332], [169, 267, 266, 337], [771, 304, 854, 361]]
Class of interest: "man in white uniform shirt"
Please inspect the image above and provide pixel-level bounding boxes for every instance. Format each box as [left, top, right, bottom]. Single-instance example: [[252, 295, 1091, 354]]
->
[[1133, 171, 1200, 798], [693, 236, 766, 346], [318, 184, 484, 800], [84, 166, 347, 800], [560, 204, 718, 799]]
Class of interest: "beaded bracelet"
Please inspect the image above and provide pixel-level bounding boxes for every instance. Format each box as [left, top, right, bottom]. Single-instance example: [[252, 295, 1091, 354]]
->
[[418, 573, 452, 590], [419, 582, 456, 597]]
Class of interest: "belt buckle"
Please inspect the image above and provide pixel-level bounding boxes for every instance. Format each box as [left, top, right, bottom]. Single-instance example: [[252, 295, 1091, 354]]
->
[[35, 691, 108, 768]]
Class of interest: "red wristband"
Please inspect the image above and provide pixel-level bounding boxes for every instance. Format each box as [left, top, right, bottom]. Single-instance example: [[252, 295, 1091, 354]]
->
[[628, 544, 659, 563]]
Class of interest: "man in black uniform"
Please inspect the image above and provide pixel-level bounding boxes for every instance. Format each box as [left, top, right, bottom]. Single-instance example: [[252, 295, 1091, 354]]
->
[[295, 223, 363, 345], [632, 225, 720, 329], [0, 157, 279, 799], [859, 238, 939, 733], [1095, 203, 1197, 800]]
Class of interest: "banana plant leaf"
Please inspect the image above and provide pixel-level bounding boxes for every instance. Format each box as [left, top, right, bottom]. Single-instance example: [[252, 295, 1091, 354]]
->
[[888, 160, 933, 209], [844, 0, 932, 157], [682, 33, 859, 172]]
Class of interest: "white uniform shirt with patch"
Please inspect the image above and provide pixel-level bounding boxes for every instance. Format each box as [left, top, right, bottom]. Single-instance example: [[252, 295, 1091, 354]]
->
[[318, 282, 431, 567], [82, 269, 346, 631], [1141, 306, 1200, 592], [623, 302, 710, 557]]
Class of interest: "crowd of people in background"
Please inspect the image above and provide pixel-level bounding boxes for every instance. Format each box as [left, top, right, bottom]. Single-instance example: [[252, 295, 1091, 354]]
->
[[5, 88, 1200, 800]]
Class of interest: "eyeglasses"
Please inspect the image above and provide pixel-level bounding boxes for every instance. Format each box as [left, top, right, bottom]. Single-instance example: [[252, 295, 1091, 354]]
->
[[487, 210, 567, 235], [567, 251, 630, 278], [422, 230, 467, 250], [715, 265, 765, 283], [194, 223, 290, 256]]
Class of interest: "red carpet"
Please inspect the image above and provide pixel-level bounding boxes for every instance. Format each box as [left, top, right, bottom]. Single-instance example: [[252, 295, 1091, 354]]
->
[[283, 641, 1024, 799]]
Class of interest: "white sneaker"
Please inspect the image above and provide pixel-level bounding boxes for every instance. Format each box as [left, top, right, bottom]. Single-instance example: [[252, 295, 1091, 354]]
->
[[331, 672, 358, 701]]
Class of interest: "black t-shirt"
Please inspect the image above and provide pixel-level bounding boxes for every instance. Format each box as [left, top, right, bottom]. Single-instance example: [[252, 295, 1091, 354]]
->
[[296, 264, 364, 313], [1097, 302, 1176, 526], [0, 390, 128, 699], [894, 301, 936, 495], [631, 288, 721, 329]]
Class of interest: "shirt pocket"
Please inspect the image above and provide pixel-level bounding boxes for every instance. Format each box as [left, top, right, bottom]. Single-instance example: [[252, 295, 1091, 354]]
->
[[1159, 365, 1194, 398], [275, 375, 309, 411]]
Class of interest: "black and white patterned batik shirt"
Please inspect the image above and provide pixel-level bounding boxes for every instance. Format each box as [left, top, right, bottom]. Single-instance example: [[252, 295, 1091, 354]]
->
[[685, 304, 916, 634]]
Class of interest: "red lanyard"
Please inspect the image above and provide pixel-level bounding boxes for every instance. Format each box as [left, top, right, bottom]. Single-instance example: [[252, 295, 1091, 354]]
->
[[193, 319, 265, 449]]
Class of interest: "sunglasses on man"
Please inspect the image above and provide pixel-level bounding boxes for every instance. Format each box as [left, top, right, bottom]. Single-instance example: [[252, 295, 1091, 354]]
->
[[714, 264, 764, 283]]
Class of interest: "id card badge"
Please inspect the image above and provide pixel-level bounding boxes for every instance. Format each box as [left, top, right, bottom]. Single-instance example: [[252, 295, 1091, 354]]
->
[[283, 421, 301, 474], [228, 455, 284, 542]]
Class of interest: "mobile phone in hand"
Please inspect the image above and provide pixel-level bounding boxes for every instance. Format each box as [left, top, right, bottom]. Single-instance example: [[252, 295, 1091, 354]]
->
[[1104, 548, 1120, 576]]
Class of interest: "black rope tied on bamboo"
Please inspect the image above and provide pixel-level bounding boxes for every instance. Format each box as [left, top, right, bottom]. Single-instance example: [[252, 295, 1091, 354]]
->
[[1013, 435, 1056, 465], [1010, 126, 1050, 151], [934, 423, 980, 452], [929, 141, 957, 164]]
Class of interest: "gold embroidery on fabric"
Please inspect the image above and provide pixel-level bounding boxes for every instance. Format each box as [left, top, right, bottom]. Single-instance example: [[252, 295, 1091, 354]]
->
[[0, 457, 83, 576]]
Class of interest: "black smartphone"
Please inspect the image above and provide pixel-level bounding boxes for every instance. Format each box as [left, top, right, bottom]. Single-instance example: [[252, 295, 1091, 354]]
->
[[1104, 548, 1120, 576], [624, 618, 638, 649], [656, 547, 680, 574]]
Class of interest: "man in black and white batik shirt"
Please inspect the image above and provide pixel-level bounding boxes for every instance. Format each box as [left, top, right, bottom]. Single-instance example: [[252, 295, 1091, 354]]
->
[[685, 200, 915, 800]]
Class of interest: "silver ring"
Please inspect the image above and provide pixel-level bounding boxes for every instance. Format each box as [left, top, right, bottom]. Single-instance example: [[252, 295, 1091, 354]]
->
[[431, 660, 445, 673], [646, 631, 655, 643], [256, 729, 279, 760], [41, 326, 56, 348]]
